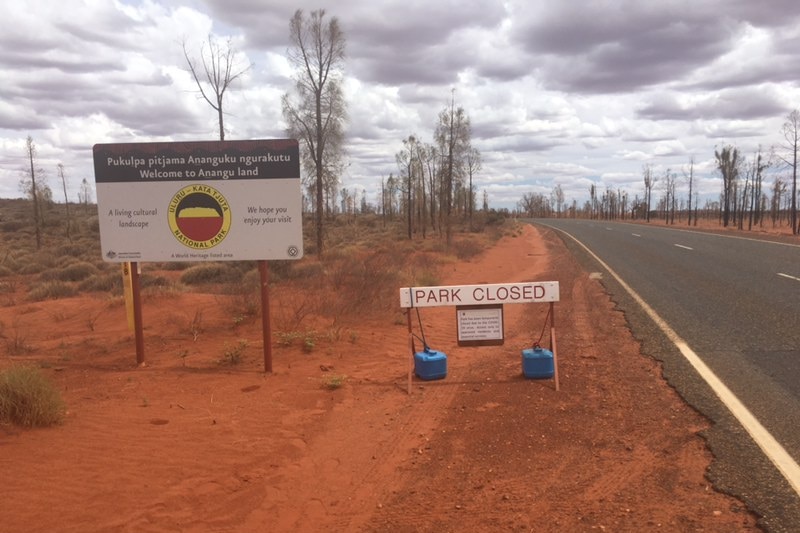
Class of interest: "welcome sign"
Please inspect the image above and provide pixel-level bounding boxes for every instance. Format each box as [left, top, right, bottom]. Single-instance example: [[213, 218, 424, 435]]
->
[[93, 139, 303, 262]]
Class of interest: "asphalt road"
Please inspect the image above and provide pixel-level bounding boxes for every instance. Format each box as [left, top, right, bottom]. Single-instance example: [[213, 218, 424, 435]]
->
[[530, 219, 800, 533]]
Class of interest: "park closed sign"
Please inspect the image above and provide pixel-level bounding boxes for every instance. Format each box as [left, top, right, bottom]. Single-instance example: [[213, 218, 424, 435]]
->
[[93, 139, 303, 262]]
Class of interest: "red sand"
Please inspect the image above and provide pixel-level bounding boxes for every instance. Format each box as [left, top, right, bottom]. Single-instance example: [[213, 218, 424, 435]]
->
[[0, 223, 761, 532]]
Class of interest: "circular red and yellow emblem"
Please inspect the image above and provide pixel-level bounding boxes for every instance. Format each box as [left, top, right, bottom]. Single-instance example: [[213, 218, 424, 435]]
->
[[168, 184, 231, 249]]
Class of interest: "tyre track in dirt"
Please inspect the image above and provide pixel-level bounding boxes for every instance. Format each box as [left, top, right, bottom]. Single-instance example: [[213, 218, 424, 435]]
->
[[239, 351, 466, 532]]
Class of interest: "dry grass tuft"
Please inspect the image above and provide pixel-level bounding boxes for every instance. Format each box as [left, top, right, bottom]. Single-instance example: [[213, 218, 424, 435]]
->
[[0, 365, 66, 427]]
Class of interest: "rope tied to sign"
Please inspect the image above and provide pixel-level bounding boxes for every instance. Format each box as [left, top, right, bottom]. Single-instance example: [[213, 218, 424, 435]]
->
[[415, 307, 430, 351], [531, 303, 552, 349]]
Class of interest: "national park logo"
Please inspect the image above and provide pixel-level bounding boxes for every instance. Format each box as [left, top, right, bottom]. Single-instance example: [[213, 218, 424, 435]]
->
[[168, 184, 231, 249]]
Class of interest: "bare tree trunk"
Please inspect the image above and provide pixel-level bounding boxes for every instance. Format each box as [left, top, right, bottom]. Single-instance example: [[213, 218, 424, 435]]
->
[[283, 9, 347, 258], [58, 163, 71, 242], [183, 36, 250, 142], [26, 137, 42, 250]]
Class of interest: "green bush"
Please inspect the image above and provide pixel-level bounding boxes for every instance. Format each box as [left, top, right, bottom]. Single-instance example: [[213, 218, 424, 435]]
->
[[0, 366, 66, 427]]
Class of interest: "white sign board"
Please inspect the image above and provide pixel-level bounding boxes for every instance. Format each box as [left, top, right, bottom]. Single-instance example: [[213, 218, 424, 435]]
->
[[399, 282, 559, 308], [93, 139, 303, 262], [457, 306, 504, 342]]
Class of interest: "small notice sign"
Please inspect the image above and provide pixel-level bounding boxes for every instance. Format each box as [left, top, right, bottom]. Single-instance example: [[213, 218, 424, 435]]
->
[[456, 304, 504, 347]]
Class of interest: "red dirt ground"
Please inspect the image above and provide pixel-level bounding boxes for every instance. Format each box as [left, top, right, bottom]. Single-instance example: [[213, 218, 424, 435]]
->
[[0, 223, 762, 532]]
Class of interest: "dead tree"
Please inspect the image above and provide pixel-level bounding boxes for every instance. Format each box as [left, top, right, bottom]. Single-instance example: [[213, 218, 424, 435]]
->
[[183, 36, 250, 141]]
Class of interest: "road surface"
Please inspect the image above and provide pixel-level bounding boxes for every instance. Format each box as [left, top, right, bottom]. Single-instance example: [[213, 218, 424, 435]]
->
[[532, 219, 800, 532]]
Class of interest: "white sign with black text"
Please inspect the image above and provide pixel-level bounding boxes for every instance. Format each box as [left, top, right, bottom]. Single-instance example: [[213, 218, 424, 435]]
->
[[457, 305, 504, 343], [93, 139, 303, 262]]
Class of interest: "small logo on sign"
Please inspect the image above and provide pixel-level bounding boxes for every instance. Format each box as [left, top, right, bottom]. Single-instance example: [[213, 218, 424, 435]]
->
[[168, 184, 231, 250]]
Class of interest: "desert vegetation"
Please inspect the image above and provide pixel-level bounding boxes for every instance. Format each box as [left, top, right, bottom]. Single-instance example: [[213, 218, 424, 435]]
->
[[0, 196, 508, 302], [0, 365, 65, 427], [0, 196, 515, 425]]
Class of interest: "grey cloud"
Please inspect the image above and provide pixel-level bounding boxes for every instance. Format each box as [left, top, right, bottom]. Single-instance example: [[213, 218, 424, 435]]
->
[[210, 0, 508, 86], [511, 3, 737, 93], [54, 19, 149, 52], [689, 121, 767, 139], [621, 131, 675, 143], [0, 108, 50, 130], [727, 1, 800, 27], [483, 135, 565, 154], [638, 87, 788, 121], [474, 58, 531, 83], [106, 101, 202, 137], [396, 85, 448, 106], [684, 35, 800, 92]]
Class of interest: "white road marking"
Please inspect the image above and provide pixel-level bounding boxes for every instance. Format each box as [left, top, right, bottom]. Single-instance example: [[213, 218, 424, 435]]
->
[[669, 227, 800, 248], [632, 233, 641, 237], [778, 272, 800, 282], [551, 225, 800, 498], [674, 244, 693, 250]]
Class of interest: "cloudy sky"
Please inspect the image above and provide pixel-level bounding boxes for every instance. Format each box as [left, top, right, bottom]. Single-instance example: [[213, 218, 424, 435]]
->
[[2, 0, 800, 211]]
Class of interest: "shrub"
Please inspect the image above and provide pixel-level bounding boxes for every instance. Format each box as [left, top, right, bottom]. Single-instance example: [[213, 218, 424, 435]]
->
[[42, 261, 99, 282], [27, 281, 77, 301], [303, 335, 315, 353], [1, 220, 28, 232], [28, 280, 77, 302], [16, 262, 47, 275], [156, 261, 191, 271], [54, 243, 90, 258], [451, 237, 485, 260], [323, 249, 403, 319], [219, 339, 248, 365], [83, 216, 100, 234], [268, 260, 294, 281], [180, 263, 243, 286], [276, 331, 302, 347], [0, 280, 16, 294], [78, 272, 122, 293], [139, 274, 170, 289], [321, 374, 347, 390], [0, 366, 66, 427], [413, 269, 440, 287], [285, 261, 324, 281]]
